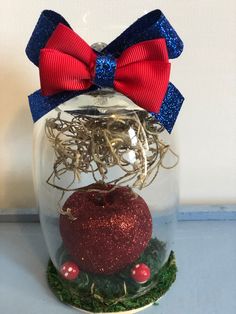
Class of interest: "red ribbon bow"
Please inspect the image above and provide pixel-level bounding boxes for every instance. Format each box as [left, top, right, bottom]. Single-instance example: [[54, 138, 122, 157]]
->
[[39, 23, 171, 113]]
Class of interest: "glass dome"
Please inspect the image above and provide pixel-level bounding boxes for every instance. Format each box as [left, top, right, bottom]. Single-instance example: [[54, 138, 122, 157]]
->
[[33, 90, 178, 313]]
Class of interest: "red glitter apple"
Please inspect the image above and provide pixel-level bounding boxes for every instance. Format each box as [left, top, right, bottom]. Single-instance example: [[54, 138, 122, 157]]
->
[[131, 263, 151, 283], [60, 184, 152, 275]]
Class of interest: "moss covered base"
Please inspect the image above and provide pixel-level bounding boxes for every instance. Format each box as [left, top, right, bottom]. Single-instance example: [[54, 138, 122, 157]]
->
[[47, 240, 177, 313]]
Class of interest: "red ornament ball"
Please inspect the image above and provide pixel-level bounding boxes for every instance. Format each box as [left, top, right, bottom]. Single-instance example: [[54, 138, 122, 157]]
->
[[131, 263, 151, 283], [59, 261, 80, 281], [60, 184, 152, 275]]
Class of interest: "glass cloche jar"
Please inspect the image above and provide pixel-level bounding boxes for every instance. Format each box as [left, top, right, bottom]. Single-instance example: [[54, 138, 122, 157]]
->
[[26, 5, 184, 313], [33, 89, 179, 313]]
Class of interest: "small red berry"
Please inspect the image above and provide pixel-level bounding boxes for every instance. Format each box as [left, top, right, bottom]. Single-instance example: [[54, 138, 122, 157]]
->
[[59, 261, 80, 281], [131, 263, 151, 284]]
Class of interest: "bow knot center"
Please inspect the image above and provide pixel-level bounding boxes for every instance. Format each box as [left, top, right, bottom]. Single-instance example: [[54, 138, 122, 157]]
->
[[93, 54, 117, 88]]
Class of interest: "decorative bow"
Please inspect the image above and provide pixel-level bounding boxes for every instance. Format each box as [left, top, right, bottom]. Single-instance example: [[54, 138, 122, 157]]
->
[[26, 10, 184, 132], [40, 23, 170, 113]]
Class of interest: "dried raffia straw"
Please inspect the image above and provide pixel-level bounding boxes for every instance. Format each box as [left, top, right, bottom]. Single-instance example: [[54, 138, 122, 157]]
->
[[45, 110, 178, 192]]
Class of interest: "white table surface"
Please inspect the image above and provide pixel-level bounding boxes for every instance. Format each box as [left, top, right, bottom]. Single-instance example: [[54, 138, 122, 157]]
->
[[0, 221, 236, 314]]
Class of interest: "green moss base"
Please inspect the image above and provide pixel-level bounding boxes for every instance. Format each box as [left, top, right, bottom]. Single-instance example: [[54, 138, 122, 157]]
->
[[47, 240, 177, 313]]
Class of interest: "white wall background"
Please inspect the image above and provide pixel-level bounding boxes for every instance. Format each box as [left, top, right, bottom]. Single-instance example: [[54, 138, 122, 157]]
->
[[0, 0, 235, 209]]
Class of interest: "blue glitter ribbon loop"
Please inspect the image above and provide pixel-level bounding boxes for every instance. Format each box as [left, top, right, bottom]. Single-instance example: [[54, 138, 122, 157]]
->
[[26, 10, 71, 66], [26, 9, 184, 133], [103, 10, 183, 59], [93, 54, 117, 88]]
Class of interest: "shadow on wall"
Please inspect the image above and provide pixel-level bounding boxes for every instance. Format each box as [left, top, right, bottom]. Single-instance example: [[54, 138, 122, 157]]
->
[[0, 61, 36, 209]]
